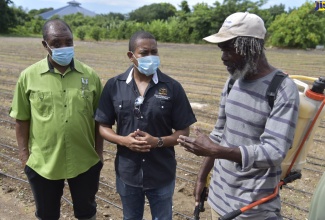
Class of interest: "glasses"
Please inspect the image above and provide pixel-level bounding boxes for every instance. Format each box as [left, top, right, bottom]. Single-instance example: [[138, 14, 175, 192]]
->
[[134, 96, 144, 119]]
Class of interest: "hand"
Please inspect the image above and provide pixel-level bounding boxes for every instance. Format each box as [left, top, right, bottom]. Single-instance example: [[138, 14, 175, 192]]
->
[[19, 152, 29, 168], [97, 152, 104, 164], [194, 178, 208, 206], [122, 130, 152, 152], [134, 129, 157, 149], [177, 126, 217, 156]]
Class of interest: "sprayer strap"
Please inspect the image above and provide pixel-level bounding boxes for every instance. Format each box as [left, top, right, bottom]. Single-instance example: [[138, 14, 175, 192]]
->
[[227, 78, 236, 94], [266, 71, 288, 109], [227, 71, 287, 109]]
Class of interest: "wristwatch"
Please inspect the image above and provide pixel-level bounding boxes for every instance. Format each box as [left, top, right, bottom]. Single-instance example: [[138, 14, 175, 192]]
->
[[157, 137, 164, 148]]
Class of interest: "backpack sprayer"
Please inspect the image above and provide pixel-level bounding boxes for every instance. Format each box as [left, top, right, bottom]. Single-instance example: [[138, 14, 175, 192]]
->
[[193, 75, 325, 220]]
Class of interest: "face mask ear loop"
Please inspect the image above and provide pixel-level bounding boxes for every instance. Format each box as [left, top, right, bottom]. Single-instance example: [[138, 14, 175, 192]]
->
[[130, 51, 137, 60], [45, 42, 53, 58], [130, 51, 139, 69], [45, 42, 52, 51]]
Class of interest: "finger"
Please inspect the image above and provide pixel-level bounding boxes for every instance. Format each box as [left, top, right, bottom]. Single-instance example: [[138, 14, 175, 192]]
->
[[134, 136, 145, 141], [130, 132, 137, 138], [194, 126, 201, 136], [183, 136, 195, 143], [183, 145, 192, 152], [133, 140, 148, 145], [177, 139, 184, 144], [178, 135, 186, 141], [132, 146, 151, 152], [136, 149, 150, 152], [183, 147, 189, 152], [136, 130, 146, 136]]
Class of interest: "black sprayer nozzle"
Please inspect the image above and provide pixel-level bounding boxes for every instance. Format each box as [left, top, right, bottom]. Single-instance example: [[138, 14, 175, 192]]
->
[[311, 77, 325, 94]]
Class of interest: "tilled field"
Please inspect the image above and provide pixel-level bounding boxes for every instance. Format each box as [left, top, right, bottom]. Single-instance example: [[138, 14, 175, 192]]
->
[[1, 37, 325, 220]]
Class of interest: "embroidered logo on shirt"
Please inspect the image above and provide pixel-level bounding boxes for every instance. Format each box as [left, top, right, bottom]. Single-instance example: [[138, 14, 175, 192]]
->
[[159, 87, 167, 96], [81, 78, 89, 90], [155, 87, 170, 100], [81, 77, 89, 97]]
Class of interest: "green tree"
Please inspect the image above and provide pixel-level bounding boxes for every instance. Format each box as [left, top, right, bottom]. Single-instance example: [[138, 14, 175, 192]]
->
[[147, 20, 170, 42], [12, 6, 31, 26], [63, 13, 91, 31], [188, 3, 214, 43], [259, 4, 286, 30], [167, 17, 191, 43], [76, 26, 87, 40], [268, 2, 325, 49], [129, 3, 176, 22], [209, 0, 267, 36], [90, 27, 101, 41], [179, 0, 191, 13], [0, 0, 16, 33], [177, 0, 191, 22], [102, 12, 125, 21], [29, 8, 53, 17]]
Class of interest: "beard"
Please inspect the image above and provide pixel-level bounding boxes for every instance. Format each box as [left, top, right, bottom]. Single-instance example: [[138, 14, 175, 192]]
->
[[230, 59, 258, 80]]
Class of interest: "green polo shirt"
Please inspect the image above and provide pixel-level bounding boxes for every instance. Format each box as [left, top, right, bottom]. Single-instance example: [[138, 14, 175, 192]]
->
[[10, 57, 103, 180]]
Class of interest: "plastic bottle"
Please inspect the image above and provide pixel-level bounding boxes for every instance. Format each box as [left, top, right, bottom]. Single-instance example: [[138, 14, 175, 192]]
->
[[281, 77, 325, 179]]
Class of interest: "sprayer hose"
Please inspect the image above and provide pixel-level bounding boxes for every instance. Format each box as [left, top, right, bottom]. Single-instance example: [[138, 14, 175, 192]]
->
[[289, 75, 318, 82]]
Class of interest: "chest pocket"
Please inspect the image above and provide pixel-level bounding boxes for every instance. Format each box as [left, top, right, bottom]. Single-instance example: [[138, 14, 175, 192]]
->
[[114, 100, 133, 126], [145, 99, 172, 122], [78, 90, 94, 115], [158, 99, 172, 115], [29, 91, 53, 117]]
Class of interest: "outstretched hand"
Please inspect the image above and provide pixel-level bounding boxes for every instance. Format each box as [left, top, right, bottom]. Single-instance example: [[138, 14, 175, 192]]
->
[[177, 126, 216, 156]]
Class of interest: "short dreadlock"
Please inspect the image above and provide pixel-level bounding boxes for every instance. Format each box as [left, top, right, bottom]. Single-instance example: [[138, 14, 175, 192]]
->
[[234, 36, 265, 61]]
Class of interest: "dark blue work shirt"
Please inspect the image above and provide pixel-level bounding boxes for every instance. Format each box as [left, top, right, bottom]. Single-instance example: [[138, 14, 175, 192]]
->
[[95, 66, 196, 189]]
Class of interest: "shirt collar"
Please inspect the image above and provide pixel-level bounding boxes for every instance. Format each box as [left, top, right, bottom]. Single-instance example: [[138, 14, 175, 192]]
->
[[126, 67, 159, 84]]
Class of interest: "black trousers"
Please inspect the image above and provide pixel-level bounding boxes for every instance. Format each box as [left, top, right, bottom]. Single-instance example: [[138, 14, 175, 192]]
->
[[24, 161, 103, 220]]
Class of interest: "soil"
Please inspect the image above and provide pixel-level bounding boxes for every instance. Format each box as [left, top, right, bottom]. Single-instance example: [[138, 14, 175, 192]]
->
[[0, 141, 211, 220], [1, 37, 325, 220]]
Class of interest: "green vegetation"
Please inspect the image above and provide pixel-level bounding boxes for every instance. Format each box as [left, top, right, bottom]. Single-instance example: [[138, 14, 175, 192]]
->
[[1, 0, 323, 48]]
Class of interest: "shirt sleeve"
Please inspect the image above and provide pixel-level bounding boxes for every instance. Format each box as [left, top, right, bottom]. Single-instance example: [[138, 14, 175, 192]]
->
[[94, 78, 115, 125], [171, 81, 197, 130], [238, 78, 300, 171], [210, 79, 229, 144], [9, 73, 31, 120], [92, 73, 103, 112]]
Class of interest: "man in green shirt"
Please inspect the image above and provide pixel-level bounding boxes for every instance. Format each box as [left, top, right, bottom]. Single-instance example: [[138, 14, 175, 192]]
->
[[9, 19, 103, 220]]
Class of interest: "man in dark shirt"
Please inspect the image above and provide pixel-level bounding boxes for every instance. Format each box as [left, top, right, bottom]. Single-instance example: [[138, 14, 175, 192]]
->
[[95, 31, 196, 219]]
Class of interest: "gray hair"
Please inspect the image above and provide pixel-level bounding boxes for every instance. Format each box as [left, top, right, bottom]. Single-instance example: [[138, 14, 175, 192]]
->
[[234, 37, 265, 61]]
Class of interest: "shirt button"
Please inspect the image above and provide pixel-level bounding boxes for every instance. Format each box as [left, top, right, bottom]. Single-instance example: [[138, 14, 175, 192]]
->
[[66, 120, 68, 123], [161, 106, 164, 109], [142, 159, 145, 162], [64, 105, 67, 107], [119, 105, 122, 108], [63, 90, 66, 92], [141, 116, 143, 119]]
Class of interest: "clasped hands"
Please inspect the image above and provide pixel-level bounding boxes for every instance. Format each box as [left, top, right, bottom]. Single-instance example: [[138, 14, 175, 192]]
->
[[125, 129, 156, 152]]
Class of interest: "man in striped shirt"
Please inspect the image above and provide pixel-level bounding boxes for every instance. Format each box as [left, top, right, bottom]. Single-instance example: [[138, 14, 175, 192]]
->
[[178, 12, 299, 219]]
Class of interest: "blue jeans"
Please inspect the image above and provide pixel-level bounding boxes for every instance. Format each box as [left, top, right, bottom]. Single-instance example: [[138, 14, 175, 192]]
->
[[116, 176, 175, 220]]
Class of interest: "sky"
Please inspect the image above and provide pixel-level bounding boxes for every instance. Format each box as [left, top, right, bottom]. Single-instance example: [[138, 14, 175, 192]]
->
[[11, 0, 311, 14]]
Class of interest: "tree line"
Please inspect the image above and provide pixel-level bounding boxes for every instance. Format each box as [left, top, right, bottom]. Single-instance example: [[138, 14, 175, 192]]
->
[[1, 0, 324, 49]]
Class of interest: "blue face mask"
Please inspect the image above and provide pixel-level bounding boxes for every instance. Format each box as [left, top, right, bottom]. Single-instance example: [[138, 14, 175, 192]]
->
[[133, 54, 160, 76], [46, 42, 74, 66]]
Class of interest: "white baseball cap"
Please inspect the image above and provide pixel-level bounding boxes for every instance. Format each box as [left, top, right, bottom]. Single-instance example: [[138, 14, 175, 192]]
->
[[203, 12, 266, 43]]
